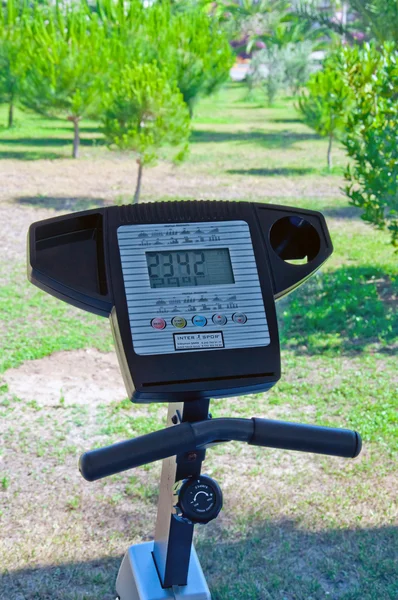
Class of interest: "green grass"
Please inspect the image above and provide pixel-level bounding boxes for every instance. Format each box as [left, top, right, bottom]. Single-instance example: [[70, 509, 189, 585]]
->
[[0, 276, 113, 373], [0, 84, 397, 600], [0, 84, 347, 175], [0, 109, 104, 160]]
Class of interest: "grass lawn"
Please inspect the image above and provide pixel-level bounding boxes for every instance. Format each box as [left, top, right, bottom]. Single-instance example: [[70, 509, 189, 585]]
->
[[0, 84, 397, 600]]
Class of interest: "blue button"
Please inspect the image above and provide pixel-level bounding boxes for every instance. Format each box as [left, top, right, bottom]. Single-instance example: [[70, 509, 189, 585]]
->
[[192, 315, 207, 327]]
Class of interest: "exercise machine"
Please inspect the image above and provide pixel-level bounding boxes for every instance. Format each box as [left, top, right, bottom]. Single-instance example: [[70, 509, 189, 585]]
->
[[28, 200, 362, 599]]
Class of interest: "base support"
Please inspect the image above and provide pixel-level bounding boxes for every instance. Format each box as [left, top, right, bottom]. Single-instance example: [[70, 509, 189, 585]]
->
[[116, 542, 211, 600]]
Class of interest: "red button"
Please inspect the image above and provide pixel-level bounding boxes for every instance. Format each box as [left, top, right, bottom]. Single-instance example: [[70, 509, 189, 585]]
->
[[151, 317, 166, 330], [232, 313, 247, 324]]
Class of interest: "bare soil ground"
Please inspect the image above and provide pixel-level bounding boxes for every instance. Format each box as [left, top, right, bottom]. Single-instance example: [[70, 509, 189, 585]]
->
[[3, 349, 126, 408], [0, 155, 343, 207]]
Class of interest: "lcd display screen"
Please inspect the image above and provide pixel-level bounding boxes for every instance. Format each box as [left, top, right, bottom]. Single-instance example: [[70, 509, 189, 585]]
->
[[146, 248, 235, 288]]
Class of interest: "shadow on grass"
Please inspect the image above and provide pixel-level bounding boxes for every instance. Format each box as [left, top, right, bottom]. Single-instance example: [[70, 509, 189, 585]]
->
[[0, 136, 105, 147], [0, 150, 63, 160], [279, 265, 398, 356], [191, 129, 320, 147], [16, 196, 108, 211], [40, 125, 102, 134], [321, 206, 362, 220], [2, 522, 396, 599], [227, 167, 314, 177], [269, 117, 304, 124]]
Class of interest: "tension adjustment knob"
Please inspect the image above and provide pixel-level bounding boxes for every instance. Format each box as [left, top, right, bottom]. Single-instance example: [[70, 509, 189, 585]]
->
[[178, 475, 223, 524]]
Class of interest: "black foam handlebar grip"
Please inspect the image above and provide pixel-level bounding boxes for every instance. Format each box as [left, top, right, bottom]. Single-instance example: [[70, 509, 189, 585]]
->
[[79, 422, 196, 481], [79, 417, 361, 482], [250, 418, 361, 458]]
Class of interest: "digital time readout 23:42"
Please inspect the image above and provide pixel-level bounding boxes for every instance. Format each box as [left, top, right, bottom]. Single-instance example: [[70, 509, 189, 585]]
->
[[145, 249, 235, 289]]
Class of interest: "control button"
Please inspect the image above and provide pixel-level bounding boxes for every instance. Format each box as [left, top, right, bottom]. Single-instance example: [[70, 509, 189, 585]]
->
[[151, 317, 166, 330], [232, 312, 247, 324], [212, 314, 227, 326], [171, 316, 187, 329], [192, 315, 207, 327]]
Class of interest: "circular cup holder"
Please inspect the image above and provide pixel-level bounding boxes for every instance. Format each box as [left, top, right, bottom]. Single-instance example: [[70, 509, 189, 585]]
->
[[269, 216, 321, 265]]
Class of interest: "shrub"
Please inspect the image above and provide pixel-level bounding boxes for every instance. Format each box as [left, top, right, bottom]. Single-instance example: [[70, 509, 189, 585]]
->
[[342, 43, 398, 247]]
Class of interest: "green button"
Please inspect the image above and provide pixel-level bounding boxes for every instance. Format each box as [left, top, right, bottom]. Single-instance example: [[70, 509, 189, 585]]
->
[[172, 316, 187, 329]]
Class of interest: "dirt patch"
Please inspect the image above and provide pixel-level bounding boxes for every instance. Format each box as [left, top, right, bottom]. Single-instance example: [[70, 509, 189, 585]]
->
[[0, 203, 56, 275], [2, 348, 126, 407], [0, 157, 344, 209]]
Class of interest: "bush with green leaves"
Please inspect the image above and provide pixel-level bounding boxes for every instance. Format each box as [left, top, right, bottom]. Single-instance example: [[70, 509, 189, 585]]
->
[[284, 41, 313, 95], [297, 57, 353, 169], [342, 43, 398, 247], [246, 47, 286, 105], [23, 3, 106, 158], [248, 42, 313, 106], [0, 0, 32, 127], [102, 63, 190, 204]]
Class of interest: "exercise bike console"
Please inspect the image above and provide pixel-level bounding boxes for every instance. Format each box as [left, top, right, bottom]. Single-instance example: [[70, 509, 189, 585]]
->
[[28, 200, 331, 402], [27, 201, 361, 600]]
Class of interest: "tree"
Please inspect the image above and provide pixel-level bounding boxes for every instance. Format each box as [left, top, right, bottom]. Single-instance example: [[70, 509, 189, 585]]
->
[[95, 0, 234, 117], [297, 58, 353, 168], [342, 43, 398, 247], [102, 63, 190, 204], [219, 0, 325, 54], [248, 46, 287, 105], [296, 0, 398, 45], [23, 2, 106, 158], [283, 41, 313, 95], [147, 2, 233, 116], [0, 0, 32, 127]]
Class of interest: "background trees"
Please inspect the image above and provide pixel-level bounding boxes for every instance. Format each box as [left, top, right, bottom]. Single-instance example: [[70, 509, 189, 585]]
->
[[0, 0, 396, 235], [0, 0, 31, 127], [23, 3, 106, 158], [0, 0, 232, 158], [102, 63, 190, 204]]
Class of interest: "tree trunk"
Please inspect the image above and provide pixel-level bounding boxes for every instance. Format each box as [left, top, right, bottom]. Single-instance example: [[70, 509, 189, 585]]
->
[[72, 118, 80, 159], [133, 159, 143, 204], [327, 132, 333, 170], [68, 116, 81, 159], [8, 101, 14, 128]]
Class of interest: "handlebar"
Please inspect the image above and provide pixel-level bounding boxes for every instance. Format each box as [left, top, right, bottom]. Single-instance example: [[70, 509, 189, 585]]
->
[[79, 417, 361, 482]]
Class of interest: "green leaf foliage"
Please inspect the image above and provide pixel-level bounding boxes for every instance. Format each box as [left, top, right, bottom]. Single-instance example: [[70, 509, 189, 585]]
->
[[23, 2, 106, 121], [0, 0, 33, 126], [297, 55, 353, 167], [95, 0, 234, 116], [102, 62, 190, 167], [349, 0, 398, 45], [341, 43, 398, 247], [298, 59, 352, 138], [295, 0, 398, 45]]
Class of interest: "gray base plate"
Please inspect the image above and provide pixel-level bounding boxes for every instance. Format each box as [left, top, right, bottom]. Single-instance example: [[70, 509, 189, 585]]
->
[[116, 542, 211, 600]]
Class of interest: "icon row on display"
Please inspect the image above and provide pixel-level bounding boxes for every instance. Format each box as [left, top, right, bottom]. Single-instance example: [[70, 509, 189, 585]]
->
[[150, 313, 247, 330], [138, 227, 220, 238]]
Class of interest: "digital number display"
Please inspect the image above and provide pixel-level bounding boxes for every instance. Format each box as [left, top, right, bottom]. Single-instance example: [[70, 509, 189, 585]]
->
[[146, 249, 235, 288]]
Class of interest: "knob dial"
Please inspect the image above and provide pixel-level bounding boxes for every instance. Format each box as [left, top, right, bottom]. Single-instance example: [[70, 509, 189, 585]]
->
[[178, 475, 223, 524]]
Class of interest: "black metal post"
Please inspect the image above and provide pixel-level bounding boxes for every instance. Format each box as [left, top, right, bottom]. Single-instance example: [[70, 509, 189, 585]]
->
[[152, 399, 210, 588]]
